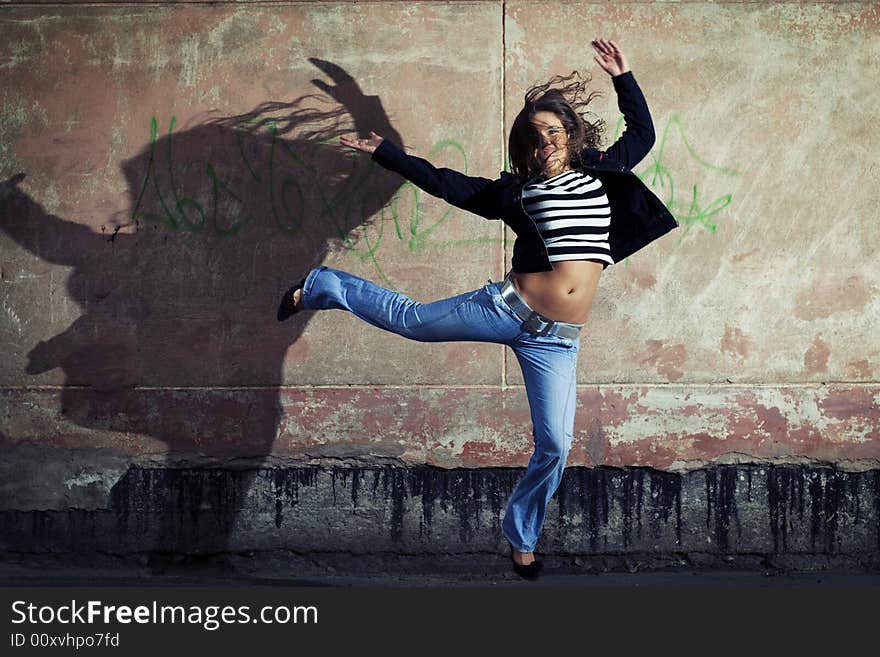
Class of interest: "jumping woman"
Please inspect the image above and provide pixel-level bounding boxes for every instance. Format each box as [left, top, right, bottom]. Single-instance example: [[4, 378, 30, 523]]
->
[[277, 38, 677, 579]]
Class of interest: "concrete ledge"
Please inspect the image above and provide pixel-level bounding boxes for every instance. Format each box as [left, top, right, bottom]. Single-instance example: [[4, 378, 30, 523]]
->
[[1, 465, 878, 575]]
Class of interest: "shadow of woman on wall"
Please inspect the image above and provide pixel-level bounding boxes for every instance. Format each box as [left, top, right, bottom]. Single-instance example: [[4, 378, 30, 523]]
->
[[0, 59, 404, 572]]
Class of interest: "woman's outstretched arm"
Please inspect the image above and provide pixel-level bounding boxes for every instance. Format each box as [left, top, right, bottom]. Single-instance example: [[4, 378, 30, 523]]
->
[[341, 131, 504, 220], [590, 38, 656, 170]]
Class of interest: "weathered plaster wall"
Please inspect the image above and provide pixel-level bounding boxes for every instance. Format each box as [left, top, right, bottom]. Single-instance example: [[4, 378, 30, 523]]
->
[[0, 2, 877, 565]]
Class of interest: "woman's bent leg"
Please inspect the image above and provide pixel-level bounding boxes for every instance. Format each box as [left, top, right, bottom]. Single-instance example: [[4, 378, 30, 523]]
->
[[300, 266, 520, 344], [502, 337, 579, 553]]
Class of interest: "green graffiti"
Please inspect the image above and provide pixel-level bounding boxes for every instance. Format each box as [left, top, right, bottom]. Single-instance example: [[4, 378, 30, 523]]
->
[[352, 139, 501, 288], [131, 116, 254, 235], [130, 116, 498, 288], [612, 113, 739, 240], [130, 116, 178, 230]]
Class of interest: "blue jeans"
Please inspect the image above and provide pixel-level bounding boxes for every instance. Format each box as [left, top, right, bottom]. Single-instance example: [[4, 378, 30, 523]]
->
[[301, 266, 580, 553]]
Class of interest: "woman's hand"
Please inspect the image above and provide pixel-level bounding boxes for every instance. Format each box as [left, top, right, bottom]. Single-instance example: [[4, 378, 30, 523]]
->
[[340, 131, 384, 154], [591, 38, 630, 77]]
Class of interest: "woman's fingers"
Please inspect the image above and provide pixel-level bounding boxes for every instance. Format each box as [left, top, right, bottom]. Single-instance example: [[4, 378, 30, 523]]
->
[[592, 37, 620, 55], [339, 135, 364, 151], [591, 38, 627, 76], [591, 39, 612, 61], [340, 132, 383, 153], [592, 39, 612, 64]]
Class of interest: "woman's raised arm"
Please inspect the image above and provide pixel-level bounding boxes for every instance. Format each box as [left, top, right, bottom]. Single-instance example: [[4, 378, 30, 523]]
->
[[589, 38, 655, 169]]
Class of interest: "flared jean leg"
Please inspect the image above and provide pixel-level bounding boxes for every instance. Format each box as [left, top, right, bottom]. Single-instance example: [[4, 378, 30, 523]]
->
[[502, 338, 579, 553], [300, 266, 522, 344], [299, 265, 580, 554]]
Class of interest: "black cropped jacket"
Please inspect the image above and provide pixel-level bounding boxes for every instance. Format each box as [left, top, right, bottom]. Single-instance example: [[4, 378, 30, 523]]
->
[[371, 71, 677, 272]]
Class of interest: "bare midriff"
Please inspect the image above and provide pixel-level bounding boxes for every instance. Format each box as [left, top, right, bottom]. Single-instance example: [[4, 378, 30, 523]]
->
[[511, 260, 604, 325]]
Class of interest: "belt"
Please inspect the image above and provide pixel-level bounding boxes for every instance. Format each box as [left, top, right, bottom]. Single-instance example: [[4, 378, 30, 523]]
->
[[500, 276, 583, 340]]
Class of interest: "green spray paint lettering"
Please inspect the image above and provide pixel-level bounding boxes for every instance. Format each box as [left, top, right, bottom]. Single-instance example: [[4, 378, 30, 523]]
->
[[129, 116, 500, 289], [611, 113, 739, 240], [355, 139, 500, 288]]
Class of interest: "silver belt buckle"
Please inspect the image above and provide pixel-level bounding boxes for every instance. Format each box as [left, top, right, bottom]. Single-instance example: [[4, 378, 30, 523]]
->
[[522, 311, 554, 336]]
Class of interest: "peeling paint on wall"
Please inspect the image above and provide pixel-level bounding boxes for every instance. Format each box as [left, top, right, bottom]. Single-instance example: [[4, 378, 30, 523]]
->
[[804, 333, 831, 376]]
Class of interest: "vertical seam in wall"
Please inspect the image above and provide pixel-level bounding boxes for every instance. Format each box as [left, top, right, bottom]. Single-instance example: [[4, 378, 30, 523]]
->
[[500, 0, 509, 390], [500, 0, 508, 390]]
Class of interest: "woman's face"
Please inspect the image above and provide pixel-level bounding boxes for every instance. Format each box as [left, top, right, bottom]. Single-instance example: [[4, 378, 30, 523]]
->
[[530, 110, 569, 177]]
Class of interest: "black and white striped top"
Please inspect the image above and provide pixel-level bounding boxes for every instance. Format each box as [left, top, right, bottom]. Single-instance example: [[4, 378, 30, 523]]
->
[[521, 169, 613, 267]]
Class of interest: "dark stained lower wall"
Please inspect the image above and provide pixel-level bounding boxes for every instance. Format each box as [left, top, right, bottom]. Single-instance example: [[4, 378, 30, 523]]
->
[[1, 465, 878, 572]]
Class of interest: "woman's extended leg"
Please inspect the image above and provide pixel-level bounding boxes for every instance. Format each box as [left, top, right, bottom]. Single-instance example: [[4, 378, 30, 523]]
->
[[502, 336, 579, 554], [298, 266, 522, 344]]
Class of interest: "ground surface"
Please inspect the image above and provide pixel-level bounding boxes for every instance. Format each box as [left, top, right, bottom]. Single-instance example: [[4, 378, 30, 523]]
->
[[3, 552, 879, 588]]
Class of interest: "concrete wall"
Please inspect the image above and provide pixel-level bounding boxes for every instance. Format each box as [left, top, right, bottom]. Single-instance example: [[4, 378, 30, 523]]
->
[[1, 2, 878, 569]]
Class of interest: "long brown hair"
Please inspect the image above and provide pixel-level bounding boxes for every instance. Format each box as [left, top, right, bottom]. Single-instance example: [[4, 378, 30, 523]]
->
[[508, 71, 605, 177]]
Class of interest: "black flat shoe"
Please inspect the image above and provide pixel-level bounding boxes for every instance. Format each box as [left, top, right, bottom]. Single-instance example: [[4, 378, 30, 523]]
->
[[512, 560, 542, 580], [511, 549, 543, 580], [277, 277, 307, 322]]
